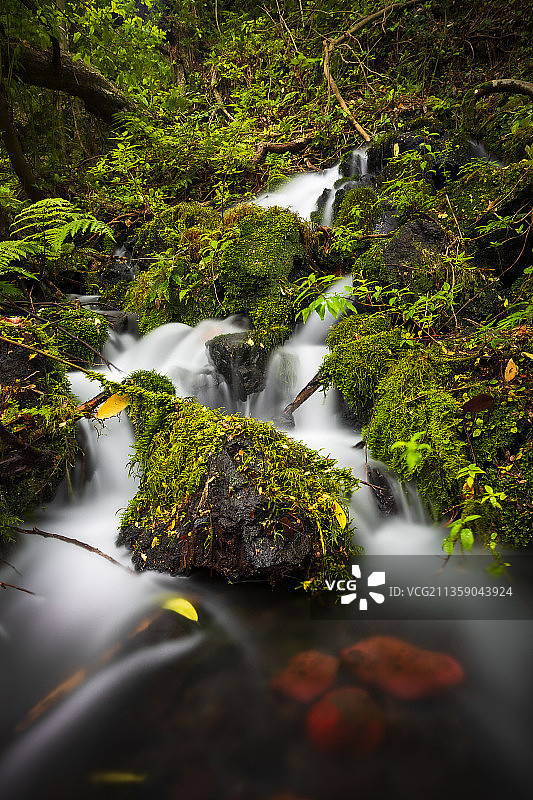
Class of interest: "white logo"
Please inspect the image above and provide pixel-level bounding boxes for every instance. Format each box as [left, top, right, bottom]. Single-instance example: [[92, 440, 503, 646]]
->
[[325, 564, 386, 611]]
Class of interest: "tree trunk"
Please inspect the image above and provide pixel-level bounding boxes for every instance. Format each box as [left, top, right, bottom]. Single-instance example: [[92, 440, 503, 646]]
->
[[1, 39, 134, 124], [0, 82, 45, 201]]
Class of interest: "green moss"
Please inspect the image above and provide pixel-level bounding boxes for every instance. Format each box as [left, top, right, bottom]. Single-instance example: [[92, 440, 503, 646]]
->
[[126, 203, 313, 344], [136, 201, 220, 256], [321, 313, 404, 419], [0, 317, 79, 541], [365, 349, 469, 518], [333, 187, 383, 234], [37, 306, 108, 364]]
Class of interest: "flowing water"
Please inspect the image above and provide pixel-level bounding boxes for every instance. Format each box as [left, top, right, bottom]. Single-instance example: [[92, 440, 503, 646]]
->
[[0, 149, 532, 799]]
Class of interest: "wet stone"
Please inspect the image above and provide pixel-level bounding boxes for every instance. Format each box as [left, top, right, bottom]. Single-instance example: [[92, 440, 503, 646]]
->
[[206, 331, 271, 401]]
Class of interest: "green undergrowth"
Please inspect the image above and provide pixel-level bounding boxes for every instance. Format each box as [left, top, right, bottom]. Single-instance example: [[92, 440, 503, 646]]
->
[[124, 202, 318, 346], [322, 307, 533, 549], [116, 370, 358, 585], [0, 315, 83, 541]]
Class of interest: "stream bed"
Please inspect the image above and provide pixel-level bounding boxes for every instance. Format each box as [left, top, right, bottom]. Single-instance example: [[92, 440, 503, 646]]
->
[[1, 149, 532, 799]]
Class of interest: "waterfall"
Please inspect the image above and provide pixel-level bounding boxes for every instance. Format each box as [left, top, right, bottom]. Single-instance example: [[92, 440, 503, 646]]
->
[[0, 147, 531, 800]]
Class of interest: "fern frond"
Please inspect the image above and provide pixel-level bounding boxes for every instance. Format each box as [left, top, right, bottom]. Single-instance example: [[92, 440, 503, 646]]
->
[[10, 198, 114, 257], [44, 217, 114, 255], [11, 199, 78, 240], [0, 240, 39, 274]]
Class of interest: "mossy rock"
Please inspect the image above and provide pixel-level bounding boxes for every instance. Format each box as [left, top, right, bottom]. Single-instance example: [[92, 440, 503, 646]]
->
[[0, 317, 78, 542], [135, 201, 220, 256], [119, 388, 358, 585], [364, 349, 470, 519], [332, 187, 383, 234], [126, 203, 311, 342], [321, 313, 404, 422], [37, 306, 108, 365]]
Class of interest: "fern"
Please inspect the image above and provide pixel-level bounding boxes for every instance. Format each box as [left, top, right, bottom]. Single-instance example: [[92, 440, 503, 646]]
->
[[0, 240, 39, 275], [10, 198, 114, 257]]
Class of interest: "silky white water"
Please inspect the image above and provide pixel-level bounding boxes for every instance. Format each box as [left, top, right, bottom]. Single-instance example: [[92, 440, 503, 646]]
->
[[0, 148, 531, 799]]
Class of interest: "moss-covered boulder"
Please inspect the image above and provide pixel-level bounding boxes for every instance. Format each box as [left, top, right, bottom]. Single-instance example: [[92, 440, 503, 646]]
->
[[125, 202, 315, 343], [0, 316, 80, 541], [118, 382, 357, 584]]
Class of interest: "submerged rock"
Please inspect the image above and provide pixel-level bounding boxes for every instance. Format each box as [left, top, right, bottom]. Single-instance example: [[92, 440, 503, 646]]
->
[[206, 331, 271, 401], [305, 687, 386, 755], [270, 650, 339, 703], [341, 635, 464, 700]]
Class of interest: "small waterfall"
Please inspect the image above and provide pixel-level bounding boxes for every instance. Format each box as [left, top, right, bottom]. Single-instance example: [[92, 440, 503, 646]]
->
[[254, 162, 341, 221], [1, 147, 531, 800]]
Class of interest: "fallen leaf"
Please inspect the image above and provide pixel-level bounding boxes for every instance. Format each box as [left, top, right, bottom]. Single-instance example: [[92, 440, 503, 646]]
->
[[96, 393, 130, 419], [161, 596, 199, 623], [333, 501, 347, 529], [504, 359, 517, 383], [462, 394, 494, 414], [90, 772, 147, 784]]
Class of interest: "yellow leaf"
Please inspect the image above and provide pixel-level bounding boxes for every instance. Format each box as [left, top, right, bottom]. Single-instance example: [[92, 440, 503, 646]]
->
[[393, 143, 400, 157], [333, 500, 347, 529], [161, 596, 199, 622], [504, 358, 517, 382], [96, 393, 130, 419], [90, 772, 146, 784]]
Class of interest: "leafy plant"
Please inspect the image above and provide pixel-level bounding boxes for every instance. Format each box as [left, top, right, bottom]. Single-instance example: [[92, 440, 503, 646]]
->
[[390, 431, 433, 473]]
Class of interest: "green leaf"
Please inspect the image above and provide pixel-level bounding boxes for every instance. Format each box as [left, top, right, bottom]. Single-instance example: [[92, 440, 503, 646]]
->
[[460, 528, 474, 550]]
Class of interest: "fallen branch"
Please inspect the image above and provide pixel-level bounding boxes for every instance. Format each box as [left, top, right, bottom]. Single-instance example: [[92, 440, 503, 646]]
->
[[323, 0, 422, 140], [13, 526, 135, 573], [282, 370, 322, 416], [75, 390, 108, 416], [472, 79, 533, 103], [0, 580, 35, 595], [251, 137, 312, 166]]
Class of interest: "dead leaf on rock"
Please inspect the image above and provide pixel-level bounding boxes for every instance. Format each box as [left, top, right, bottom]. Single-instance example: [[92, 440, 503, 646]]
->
[[504, 358, 517, 383]]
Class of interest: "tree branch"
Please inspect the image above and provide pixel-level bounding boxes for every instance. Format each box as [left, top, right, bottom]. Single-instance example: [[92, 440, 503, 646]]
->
[[251, 137, 312, 166], [13, 526, 134, 573], [323, 0, 422, 141], [1, 39, 134, 124], [472, 79, 533, 103]]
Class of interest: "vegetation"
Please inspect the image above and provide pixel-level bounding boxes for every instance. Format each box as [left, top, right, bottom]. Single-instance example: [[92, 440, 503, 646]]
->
[[1, 0, 533, 567]]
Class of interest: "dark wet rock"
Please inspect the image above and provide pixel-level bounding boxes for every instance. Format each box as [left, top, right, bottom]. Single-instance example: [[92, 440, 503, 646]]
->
[[270, 650, 339, 703], [367, 130, 429, 175], [305, 687, 386, 755], [206, 331, 271, 401], [119, 447, 316, 583], [367, 467, 398, 516], [381, 217, 448, 286], [341, 636, 464, 700], [374, 199, 401, 236]]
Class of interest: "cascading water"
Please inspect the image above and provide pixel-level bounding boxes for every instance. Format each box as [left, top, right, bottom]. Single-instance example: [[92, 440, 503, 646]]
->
[[1, 148, 532, 800]]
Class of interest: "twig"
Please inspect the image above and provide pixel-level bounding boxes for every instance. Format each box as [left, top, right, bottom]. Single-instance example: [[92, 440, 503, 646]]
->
[[0, 580, 35, 595], [1, 298, 121, 372], [323, 0, 421, 140], [13, 526, 135, 573], [282, 370, 322, 416], [0, 333, 95, 375]]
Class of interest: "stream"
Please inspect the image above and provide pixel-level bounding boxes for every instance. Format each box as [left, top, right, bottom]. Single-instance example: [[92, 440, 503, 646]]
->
[[0, 149, 532, 799]]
